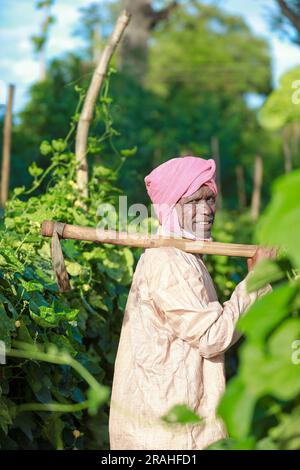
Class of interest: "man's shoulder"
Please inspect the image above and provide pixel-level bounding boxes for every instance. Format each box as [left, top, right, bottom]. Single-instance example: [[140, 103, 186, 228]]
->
[[143, 246, 183, 263], [141, 246, 201, 278]]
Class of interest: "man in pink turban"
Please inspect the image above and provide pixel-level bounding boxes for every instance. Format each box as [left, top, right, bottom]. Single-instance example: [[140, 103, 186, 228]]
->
[[145, 156, 218, 240], [109, 156, 275, 450]]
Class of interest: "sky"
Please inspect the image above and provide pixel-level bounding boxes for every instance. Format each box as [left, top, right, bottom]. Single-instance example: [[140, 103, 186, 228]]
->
[[0, 0, 300, 113]]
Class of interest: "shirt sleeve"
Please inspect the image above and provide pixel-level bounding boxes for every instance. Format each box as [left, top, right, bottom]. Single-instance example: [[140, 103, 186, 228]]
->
[[146, 248, 272, 359]]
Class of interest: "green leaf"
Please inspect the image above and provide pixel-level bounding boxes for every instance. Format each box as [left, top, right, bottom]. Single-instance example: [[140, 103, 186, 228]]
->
[[29, 303, 80, 328], [259, 67, 300, 131], [246, 259, 285, 293], [120, 146, 138, 157], [269, 405, 300, 449], [13, 413, 36, 442], [239, 319, 300, 401], [117, 292, 128, 311], [42, 414, 64, 450], [74, 85, 83, 93], [0, 397, 13, 434], [206, 437, 256, 450], [0, 254, 7, 266], [13, 186, 25, 197], [0, 302, 16, 349], [87, 386, 110, 416], [28, 162, 43, 178], [161, 404, 202, 425], [257, 170, 300, 268], [40, 140, 52, 156], [87, 292, 109, 312], [238, 283, 298, 342], [4, 218, 15, 229], [65, 261, 82, 277], [218, 376, 257, 439], [51, 139, 67, 153], [255, 437, 278, 450], [18, 279, 44, 293]]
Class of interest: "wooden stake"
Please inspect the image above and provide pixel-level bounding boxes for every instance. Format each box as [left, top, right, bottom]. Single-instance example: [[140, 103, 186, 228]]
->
[[75, 9, 131, 199], [211, 136, 222, 209], [1, 84, 15, 207], [236, 164, 247, 209], [283, 127, 292, 173], [251, 154, 263, 220]]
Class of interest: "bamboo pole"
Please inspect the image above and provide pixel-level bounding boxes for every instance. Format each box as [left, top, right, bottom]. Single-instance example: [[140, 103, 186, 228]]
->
[[211, 136, 223, 210], [251, 154, 263, 220], [236, 164, 247, 209], [75, 9, 131, 199], [1, 84, 15, 207], [41, 220, 258, 258], [283, 128, 292, 173]]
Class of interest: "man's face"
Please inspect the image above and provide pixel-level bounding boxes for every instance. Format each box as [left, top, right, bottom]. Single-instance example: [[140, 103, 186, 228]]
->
[[175, 184, 216, 239]]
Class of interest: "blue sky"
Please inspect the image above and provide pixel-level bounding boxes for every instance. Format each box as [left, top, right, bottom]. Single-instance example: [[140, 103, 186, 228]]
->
[[1, 0, 300, 112]]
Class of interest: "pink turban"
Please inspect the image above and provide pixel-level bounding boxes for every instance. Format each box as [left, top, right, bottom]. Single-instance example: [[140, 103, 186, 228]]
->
[[144, 156, 217, 239]]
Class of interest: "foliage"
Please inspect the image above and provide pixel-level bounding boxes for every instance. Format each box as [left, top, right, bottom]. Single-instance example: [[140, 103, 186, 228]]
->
[[207, 210, 255, 380], [259, 66, 300, 131], [147, 2, 271, 98], [1, 0, 298, 450], [0, 69, 135, 449], [0, 64, 260, 449], [163, 170, 300, 451], [8, 0, 283, 210], [31, 0, 56, 54], [144, 1, 279, 206], [207, 170, 300, 449], [269, 0, 300, 45]]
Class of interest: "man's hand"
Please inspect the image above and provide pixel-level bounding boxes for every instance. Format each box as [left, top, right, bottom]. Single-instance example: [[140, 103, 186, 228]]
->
[[247, 247, 278, 272]]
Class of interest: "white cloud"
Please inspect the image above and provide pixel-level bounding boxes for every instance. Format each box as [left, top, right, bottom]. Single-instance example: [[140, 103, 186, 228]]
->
[[52, 3, 81, 26], [0, 80, 7, 105], [0, 57, 39, 82], [272, 38, 300, 84], [12, 58, 40, 83], [2, 0, 300, 112], [19, 39, 32, 52], [48, 33, 84, 56], [0, 25, 34, 39], [44, 3, 86, 57], [0, 80, 28, 118]]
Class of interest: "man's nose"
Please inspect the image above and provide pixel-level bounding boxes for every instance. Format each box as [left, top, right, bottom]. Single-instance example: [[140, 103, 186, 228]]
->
[[201, 200, 211, 215]]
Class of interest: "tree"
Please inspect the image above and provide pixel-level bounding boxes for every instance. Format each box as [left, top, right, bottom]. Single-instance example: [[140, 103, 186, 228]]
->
[[31, 0, 56, 80], [1, 84, 15, 207], [75, 10, 130, 199], [272, 0, 300, 44], [144, 0, 273, 206], [14, 1, 279, 209], [73, 3, 108, 64], [251, 154, 263, 220], [147, 1, 271, 98], [259, 66, 300, 172], [117, 0, 178, 84]]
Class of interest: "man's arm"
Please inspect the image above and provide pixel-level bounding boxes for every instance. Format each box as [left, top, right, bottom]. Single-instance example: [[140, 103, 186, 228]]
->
[[147, 248, 272, 359]]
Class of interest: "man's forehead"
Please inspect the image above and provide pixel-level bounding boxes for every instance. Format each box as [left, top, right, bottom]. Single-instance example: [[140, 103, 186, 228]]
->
[[181, 185, 215, 202]]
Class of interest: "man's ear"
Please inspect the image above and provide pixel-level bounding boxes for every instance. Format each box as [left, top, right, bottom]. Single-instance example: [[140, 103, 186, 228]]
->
[[175, 202, 184, 227]]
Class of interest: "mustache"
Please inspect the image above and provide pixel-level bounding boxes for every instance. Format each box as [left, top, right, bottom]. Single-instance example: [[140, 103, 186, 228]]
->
[[192, 214, 215, 223], [177, 204, 216, 228]]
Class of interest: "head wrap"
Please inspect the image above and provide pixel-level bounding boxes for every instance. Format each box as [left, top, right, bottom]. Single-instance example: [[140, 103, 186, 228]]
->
[[144, 156, 217, 239]]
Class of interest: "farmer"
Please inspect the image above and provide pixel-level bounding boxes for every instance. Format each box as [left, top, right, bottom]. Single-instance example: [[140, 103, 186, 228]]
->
[[109, 156, 274, 450]]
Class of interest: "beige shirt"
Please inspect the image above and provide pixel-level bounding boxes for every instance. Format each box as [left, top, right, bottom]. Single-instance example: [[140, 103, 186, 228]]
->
[[109, 246, 271, 450]]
